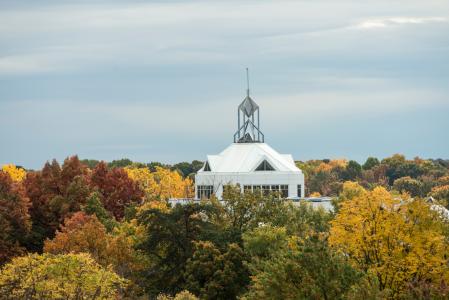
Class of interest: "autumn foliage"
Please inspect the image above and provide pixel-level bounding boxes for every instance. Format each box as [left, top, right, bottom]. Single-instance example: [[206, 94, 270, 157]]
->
[[1, 164, 26, 182], [125, 166, 194, 201], [0, 253, 126, 298], [44, 212, 148, 281], [329, 182, 449, 297], [44, 212, 109, 264], [0, 171, 31, 265], [1, 154, 449, 299], [90, 162, 143, 220]]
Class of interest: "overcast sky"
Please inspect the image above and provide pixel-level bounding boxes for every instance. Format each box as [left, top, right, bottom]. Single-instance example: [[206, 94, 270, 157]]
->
[[1, 0, 449, 169]]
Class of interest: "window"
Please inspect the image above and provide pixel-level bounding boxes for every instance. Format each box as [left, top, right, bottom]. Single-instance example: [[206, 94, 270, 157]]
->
[[280, 185, 289, 198], [297, 184, 302, 198], [197, 185, 213, 199], [262, 185, 271, 196], [255, 160, 275, 171], [240, 184, 288, 197], [203, 161, 211, 171]]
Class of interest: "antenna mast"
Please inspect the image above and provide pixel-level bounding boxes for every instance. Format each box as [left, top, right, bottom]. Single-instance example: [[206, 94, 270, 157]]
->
[[246, 67, 250, 96]]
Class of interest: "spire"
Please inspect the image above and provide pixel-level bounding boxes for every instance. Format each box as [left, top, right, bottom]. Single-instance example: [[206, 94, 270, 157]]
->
[[246, 67, 250, 97], [233, 68, 265, 143]]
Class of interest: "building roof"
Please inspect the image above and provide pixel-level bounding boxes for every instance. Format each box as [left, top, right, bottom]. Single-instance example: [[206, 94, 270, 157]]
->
[[199, 143, 302, 173]]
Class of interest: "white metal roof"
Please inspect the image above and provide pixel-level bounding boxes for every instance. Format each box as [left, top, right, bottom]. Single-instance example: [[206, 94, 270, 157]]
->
[[199, 143, 302, 173]]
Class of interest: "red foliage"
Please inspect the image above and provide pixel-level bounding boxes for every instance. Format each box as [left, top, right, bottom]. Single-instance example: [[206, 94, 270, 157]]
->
[[23, 156, 92, 251], [90, 162, 143, 220], [61, 211, 92, 231], [22, 156, 143, 251], [0, 171, 31, 264], [60, 156, 88, 194]]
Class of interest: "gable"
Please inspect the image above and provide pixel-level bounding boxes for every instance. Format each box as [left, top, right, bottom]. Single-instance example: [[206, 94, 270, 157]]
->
[[255, 159, 275, 171]]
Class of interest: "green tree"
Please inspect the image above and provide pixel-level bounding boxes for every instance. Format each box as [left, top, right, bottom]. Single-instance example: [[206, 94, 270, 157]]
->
[[344, 160, 362, 181], [138, 203, 220, 296], [393, 176, 424, 197], [157, 290, 199, 300], [363, 157, 380, 170], [108, 158, 134, 168], [243, 235, 361, 300], [382, 154, 424, 185], [82, 191, 117, 231], [242, 225, 288, 274], [147, 161, 171, 172], [172, 160, 204, 178], [184, 241, 249, 299]]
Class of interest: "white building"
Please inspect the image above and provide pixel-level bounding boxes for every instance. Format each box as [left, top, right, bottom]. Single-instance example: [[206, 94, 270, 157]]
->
[[195, 72, 304, 199]]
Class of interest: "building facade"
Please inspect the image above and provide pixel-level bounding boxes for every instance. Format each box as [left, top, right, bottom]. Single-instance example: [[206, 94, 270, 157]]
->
[[195, 72, 304, 199]]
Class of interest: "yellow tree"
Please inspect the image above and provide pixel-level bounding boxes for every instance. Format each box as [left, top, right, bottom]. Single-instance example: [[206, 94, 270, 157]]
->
[[125, 166, 157, 199], [125, 166, 194, 201], [0, 253, 126, 299], [329, 182, 449, 297], [1, 164, 26, 182]]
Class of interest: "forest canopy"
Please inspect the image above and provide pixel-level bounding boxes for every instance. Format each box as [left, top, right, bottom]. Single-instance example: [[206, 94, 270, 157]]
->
[[0, 154, 448, 299]]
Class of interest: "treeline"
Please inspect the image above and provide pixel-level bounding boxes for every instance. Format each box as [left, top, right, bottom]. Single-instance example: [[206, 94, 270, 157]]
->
[[86, 154, 449, 206], [298, 154, 449, 202], [0, 155, 449, 299], [79, 158, 204, 179]]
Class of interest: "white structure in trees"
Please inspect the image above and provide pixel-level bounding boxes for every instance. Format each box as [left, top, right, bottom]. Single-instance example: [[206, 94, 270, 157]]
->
[[195, 70, 304, 200]]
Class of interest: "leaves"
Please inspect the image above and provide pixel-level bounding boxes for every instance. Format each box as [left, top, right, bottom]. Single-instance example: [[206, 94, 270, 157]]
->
[[125, 166, 194, 201], [90, 162, 144, 220], [0, 171, 31, 265], [329, 183, 449, 296], [184, 241, 249, 300], [1, 164, 26, 182], [2, 154, 449, 299], [0, 253, 127, 299]]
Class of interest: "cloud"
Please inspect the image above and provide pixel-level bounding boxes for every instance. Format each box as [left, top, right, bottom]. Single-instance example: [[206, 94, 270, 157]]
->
[[0, 54, 54, 74], [354, 17, 447, 30], [0, 44, 126, 75], [0, 1, 448, 75], [1, 0, 449, 167]]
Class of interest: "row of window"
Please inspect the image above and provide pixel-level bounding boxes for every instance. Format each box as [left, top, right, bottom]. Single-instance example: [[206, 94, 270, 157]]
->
[[243, 184, 289, 198], [197, 185, 214, 199], [197, 184, 302, 199]]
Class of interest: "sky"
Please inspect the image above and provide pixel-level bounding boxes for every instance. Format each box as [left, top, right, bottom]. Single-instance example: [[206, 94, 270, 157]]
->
[[1, 0, 449, 169]]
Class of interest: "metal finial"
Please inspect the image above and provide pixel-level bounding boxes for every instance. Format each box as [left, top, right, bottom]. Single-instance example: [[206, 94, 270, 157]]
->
[[246, 68, 250, 97], [234, 68, 264, 143]]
